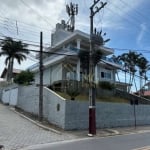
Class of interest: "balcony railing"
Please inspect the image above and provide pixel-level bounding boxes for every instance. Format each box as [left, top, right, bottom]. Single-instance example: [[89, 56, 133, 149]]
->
[[102, 56, 122, 66]]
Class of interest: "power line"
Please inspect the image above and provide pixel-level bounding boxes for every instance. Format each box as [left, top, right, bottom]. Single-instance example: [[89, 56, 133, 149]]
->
[[27, 49, 76, 57], [105, 0, 150, 37], [0, 38, 75, 56], [0, 16, 50, 32], [20, 0, 54, 28], [111, 47, 150, 53], [0, 18, 51, 38], [0, 35, 150, 56], [119, 0, 149, 22], [105, 3, 141, 31], [0, 35, 48, 48]]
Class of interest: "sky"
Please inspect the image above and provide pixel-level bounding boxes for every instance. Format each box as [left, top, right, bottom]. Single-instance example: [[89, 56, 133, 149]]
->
[[0, 0, 150, 85]]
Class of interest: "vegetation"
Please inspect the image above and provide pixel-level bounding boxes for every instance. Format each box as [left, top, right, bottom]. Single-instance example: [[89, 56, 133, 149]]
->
[[78, 49, 102, 75], [56, 91, 128, 103], [0, 37, 29, 81], [117, 51, 150, 92], [78, 50, 89, 73], [14, 70, 34, 85], [137, 56, 150, 95], [99, 81, 115, 90], [66, 80, 81, 100]]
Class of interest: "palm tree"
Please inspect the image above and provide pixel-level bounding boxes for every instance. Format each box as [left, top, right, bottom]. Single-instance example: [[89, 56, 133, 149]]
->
[[117, 53, 129, 89], [126, 51, 141, 92], [117, 51, 141, 92], [0, 37, 29, 81], [137, 56, 150, 96], [78, 49, 102, 83]]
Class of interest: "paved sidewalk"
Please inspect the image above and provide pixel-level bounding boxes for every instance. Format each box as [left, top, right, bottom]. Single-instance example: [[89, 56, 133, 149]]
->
[[1, 103, 150, 150], [0, 103, 77, 150]]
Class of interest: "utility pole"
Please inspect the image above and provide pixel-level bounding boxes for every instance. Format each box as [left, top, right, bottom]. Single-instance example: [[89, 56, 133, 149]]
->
[[89, 0, 107, 136], [39, 31, 43, 122]]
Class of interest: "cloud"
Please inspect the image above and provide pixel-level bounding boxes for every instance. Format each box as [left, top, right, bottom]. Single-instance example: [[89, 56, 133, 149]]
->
[[0, 0, 65, 29], [74, 0, 144, 31], [0, 0, 146, 75], [136, 23, 147, 47]]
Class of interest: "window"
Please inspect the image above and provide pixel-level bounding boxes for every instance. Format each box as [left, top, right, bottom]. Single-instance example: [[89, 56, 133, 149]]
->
[[101, 71, 112, 80], [101, 72, 104, 78], [66, 71, 76, 80]]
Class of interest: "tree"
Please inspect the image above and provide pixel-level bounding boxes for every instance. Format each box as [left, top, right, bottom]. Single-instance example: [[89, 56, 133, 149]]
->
[[14, 70, 34, 85], [126, 51, 141, 92], [66, 80, 81, 100], [78, 49, 102, 82], [117, 51, 141, 92], [0, 37, 29, 81], [78, 50, 89, 76], [137, 56, 150, 95], [117, 53, 129, 87]]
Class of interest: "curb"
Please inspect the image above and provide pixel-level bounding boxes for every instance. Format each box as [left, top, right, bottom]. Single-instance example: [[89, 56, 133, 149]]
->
[[9, 107, 62, 135], [106, 128, 120, 135]]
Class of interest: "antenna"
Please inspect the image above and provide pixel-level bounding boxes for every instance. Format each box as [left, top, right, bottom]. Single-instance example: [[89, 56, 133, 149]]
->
[[66, 2, 78, 32]]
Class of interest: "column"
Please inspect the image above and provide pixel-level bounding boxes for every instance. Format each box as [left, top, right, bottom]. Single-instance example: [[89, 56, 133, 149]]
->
[[95, 65, 98, 84], [76, 39, 81, 81]]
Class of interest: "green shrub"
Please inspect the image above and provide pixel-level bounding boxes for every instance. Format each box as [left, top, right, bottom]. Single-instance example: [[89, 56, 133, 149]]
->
[[66, 80, 81, 100], [14, 70, 34, 85], [98, 81, 115, 90]]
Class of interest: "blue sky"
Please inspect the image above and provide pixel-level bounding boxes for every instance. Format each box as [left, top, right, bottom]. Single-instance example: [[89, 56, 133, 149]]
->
[[0, 0, 150, 84]]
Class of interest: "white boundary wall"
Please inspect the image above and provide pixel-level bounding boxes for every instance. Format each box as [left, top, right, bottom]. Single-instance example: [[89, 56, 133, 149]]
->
[[2, 84, 150, 130], [2, 85, 18, 106]]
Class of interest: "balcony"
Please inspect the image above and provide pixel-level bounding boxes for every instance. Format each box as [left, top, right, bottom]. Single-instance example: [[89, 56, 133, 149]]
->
[[102, 56, 122, 68]]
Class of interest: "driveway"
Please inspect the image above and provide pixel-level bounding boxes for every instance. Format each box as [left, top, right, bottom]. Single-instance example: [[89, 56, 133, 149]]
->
[[0, 103, 76, 150]]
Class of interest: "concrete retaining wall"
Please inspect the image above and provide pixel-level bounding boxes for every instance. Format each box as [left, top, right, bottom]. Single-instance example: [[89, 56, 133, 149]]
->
[[17, 86, 66, 128], [2, 84, 150, 130], [44, 87, 66, 128], [17, 85, 39, 114], [65, 102, 150, 130]]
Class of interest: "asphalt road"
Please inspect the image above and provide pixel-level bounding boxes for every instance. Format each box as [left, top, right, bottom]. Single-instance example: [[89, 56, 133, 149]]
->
[[23, 132, 150, 150]]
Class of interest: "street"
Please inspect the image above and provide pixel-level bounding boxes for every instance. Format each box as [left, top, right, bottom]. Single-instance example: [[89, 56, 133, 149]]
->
[[23, 132, 150, 150], [1, 102, 150, 150]]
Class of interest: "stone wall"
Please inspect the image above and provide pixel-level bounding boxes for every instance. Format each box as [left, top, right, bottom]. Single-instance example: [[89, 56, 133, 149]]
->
[[3, 85, 150, 130], [65, 102, 150, 130]]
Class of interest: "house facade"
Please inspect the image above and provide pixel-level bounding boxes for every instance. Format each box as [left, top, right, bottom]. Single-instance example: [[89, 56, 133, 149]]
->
[[29, 20, 122, 87]]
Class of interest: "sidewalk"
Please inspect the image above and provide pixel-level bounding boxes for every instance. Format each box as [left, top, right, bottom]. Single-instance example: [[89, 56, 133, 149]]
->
[[1, 102, 150, 150], [0, 103, 77, 150]]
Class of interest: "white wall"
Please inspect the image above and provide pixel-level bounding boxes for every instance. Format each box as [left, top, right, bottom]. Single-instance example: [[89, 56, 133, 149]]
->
[[33, 63, 62, 85], [34, 72, 39, 84], [2, 89, 10, 104], [98, 67, 114, 82], [51, 64, 62, 83], [9, 88, 18, 106], [43, 67, 51, 85], [2, 87, 18, 106]]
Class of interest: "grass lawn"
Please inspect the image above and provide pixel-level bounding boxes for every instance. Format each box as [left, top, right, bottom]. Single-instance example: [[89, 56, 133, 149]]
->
[[56, 91, 129, 103]]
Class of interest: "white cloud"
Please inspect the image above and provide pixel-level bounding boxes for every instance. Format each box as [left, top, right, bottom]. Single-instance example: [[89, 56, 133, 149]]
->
[[0, 0, 66, 30], [136, 23, 147, 47], [0, 0, 146, 75], [72, 0, 144, 33]]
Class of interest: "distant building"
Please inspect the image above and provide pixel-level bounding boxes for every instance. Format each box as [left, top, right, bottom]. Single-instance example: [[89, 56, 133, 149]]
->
[[133, 82, 150, 96], [0, 68, 22, 80], [115, 81, 132, 92]]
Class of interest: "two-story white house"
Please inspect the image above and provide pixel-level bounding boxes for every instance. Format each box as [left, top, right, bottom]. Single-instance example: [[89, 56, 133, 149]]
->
[[29, 20, 122, 88]]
